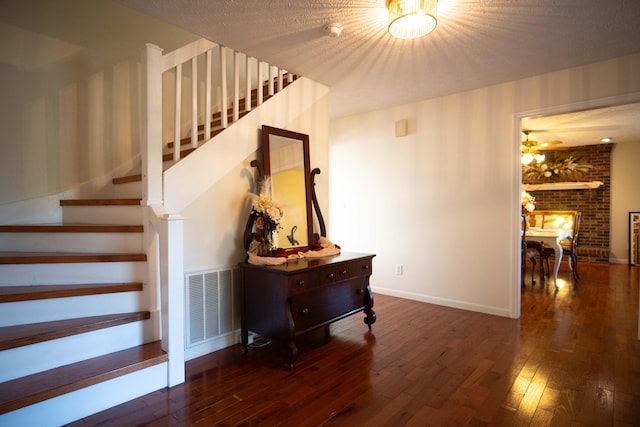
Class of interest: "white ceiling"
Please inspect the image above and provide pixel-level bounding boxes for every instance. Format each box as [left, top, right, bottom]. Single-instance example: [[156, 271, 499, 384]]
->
[[523, 102, 640, 147], [117, 0, 640, 144]]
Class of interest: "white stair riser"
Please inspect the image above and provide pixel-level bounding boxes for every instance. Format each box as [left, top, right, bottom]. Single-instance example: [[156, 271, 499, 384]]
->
[[0, 232, 143, 252], [0, 261, 147, 285], [0, 314, 158, 382], [62, 205, 143, 225], [0, 362, 167, 427], [0, 290, 148, 326], [93, 181, 143, 199]]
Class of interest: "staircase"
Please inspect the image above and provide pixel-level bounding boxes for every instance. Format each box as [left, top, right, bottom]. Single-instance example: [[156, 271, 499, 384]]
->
[[0, 37, 299, 425]]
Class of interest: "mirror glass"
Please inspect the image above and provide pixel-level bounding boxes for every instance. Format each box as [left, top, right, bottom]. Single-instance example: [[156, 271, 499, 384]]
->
[[262, 125, 313, 251]]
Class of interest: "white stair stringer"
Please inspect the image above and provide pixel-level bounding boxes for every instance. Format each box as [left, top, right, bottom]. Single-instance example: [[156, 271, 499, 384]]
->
[[163, 77, 329, 213], [0, 314, 157, 383], [0, 362, 168, 427]]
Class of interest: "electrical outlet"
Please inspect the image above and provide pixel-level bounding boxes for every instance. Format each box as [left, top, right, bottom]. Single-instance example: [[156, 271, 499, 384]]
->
[[395, 264, 403, 276]]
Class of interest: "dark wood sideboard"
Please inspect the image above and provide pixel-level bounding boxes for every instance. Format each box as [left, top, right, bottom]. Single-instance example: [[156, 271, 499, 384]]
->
[[239, 252, 376, 368]]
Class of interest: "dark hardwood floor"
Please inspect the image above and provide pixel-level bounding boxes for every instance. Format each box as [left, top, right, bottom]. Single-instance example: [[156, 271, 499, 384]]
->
[[68, 263, 640, 426]]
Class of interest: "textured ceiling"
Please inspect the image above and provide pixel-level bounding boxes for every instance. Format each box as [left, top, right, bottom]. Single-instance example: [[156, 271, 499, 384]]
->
[[116, 0, 640, 147], [117, 0, 640, 120]]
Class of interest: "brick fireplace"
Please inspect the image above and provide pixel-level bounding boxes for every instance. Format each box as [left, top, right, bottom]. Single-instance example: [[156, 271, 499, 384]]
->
[[523, 144, 612, 263]]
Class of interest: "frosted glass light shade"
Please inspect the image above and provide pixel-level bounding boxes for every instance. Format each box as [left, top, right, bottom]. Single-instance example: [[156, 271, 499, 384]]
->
[[388, 0, 438, 39]]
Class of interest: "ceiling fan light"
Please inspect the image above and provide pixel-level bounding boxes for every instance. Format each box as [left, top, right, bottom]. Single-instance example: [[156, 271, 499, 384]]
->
[[521, 152, 534, 165], [388, 0, 438, 39]]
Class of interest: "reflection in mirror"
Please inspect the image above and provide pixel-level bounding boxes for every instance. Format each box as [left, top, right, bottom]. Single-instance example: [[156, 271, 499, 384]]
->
[[262, 125, 313, 251]]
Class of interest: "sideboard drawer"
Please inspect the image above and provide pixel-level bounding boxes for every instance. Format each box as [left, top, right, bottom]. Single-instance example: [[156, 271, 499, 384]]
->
[[319, 265, 338, 285], [339, 258, 372, 280], [319, 258, 373, 286], [287, 272, 318, 294], [291, 279, 367, 333]]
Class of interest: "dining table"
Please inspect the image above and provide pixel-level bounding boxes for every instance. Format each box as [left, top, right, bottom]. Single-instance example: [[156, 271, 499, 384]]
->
[[525, 227, 573, 287]]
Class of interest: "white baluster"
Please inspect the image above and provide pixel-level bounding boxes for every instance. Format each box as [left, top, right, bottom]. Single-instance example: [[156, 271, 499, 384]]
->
[[268, 65, 274, 97], [220, 46, 228, 128], [191, 57, 197, 149], [174, 63, 182, 161], [257, 61, 264, 105], [204, 49, 212, 142], [245, 56, 252, 112], [233, 51, 239, 122]]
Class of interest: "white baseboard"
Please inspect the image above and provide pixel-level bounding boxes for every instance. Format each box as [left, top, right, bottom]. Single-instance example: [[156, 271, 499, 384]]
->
[[371, 286, 512, 318]]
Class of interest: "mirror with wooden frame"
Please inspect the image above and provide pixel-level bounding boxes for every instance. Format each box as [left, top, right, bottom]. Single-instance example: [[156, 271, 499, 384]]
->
[[260, 125, 314, 251]]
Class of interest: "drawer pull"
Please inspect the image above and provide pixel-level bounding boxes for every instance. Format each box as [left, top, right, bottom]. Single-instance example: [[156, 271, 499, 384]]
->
[[327, 273, 335, 279], [362, 265, 369, 270], [356, 288, 364, 295], [340, 269, 348, 275], [300, 307, 309, 315], [296, 279, 305, 286]]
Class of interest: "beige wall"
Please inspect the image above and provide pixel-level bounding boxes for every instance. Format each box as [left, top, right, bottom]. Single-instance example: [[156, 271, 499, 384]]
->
[[611, 141, 640, 263], [182, 95, 330, 271], [329, 53, 640, 318], [0, 0, 198, 208]]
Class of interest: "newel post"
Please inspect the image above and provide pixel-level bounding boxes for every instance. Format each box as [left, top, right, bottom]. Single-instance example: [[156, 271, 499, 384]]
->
[[161, 212, 185, 386], [142, 43, 164, 206]]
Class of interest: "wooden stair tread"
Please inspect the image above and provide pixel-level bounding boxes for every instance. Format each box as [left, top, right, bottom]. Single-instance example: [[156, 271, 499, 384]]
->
[[0, 340, 166, 415], [0, 252, 147, 264], [112, 174, 142, 184], [0, 282, 143, 303], [169, 127, 225, 148], [0, 224, 143, 233], [0, 311, 151, 351], [60, 198, 141, 206], [162, 147, 196, 162]]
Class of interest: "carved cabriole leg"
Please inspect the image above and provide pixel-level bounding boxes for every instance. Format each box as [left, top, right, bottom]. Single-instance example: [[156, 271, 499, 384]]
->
[[286, 341, 297, 370], [240, 273, 249, 353], [285, 298, 298, 369], [363, 284, 376, 330]]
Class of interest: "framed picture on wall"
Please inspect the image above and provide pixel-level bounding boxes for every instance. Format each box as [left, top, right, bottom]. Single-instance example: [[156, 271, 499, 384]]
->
[[630, 212, 640, 266]]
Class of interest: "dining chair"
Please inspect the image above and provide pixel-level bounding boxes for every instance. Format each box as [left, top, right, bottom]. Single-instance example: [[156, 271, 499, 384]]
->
[[521, 214, 538, 286], [540, 212, 581, 281]]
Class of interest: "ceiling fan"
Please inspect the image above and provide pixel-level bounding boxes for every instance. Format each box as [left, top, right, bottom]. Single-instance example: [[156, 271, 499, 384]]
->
[[521, 130, 563, 151], [521, 130, 562, 165]]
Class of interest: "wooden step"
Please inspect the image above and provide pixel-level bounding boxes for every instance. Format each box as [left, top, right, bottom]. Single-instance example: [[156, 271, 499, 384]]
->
[[0, 252, 146, 265], [60, 198, 141, 206], [0, 282, 143, 303], [162, 147, 196, 162], [112, 174, 142, 185], [0, 311, 150, 351], [0, 340, 166, 415], [171, 126, 225, 148], [0, 224, 143, 233]]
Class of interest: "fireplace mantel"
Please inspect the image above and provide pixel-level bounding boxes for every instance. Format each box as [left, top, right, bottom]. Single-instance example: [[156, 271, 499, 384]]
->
[[522, 181, 603, 191]]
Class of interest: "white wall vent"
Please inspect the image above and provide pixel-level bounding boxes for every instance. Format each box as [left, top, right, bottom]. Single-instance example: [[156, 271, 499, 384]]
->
[[185, 267, 240, 349]]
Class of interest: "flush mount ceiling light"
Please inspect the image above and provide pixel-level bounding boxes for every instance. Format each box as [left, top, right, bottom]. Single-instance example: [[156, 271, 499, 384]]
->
[[388, 0, 438, 39]]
